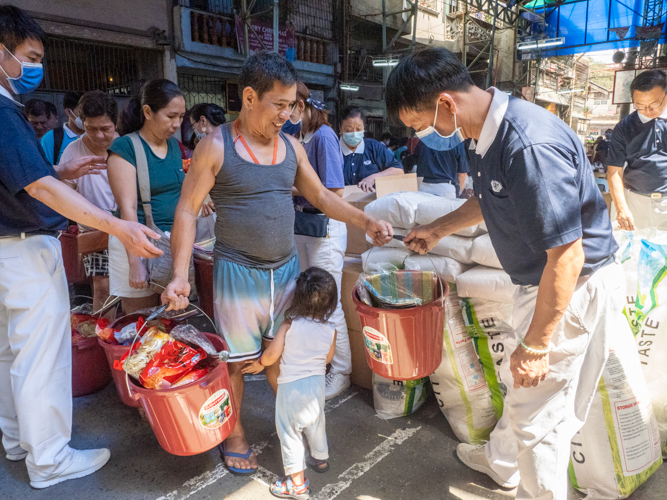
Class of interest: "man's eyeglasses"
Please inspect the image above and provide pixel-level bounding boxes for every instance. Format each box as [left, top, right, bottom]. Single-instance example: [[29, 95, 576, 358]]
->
[[634, 92, 667, 113]]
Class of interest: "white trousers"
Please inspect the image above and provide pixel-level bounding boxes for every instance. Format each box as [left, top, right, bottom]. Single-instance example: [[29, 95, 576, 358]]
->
[[295, 219, 351, 375], [0, 235, 75, 481], [419, 182, 457, 199], [484, 260, 625, 500], [622, 189, 667, 231]]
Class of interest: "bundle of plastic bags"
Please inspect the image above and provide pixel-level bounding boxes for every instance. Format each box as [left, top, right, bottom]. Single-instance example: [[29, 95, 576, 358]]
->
[[356, 267, 441, 310]]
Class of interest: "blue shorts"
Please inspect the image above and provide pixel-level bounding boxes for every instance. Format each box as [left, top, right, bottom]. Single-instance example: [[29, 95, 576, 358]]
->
[[213, 255, 300, 362]]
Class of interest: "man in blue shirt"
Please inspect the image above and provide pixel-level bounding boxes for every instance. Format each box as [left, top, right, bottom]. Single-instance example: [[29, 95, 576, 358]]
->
[[387, 48, 622, 499], [0, 5, 161, 489], [339, 106, 404, 192], [40, 90, 84, 165], [607, 70, 667, 230], [414, 139, 469, 198]]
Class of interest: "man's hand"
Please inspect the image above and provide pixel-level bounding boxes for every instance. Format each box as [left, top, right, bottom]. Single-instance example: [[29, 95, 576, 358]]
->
[[616, 209, 636, 231], [115, 221, 163, 259], [358, 176, 376, 193], [241, 359, 265, 375], [365, 217, 393, 246], [510, 344, 549, 389], [128, 261, 149, 290], [403, 223, 445, 255], [55, 155, 106, 181], [161, 277, 191, 311]]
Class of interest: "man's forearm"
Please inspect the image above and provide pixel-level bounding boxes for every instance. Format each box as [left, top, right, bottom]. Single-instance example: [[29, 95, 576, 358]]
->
[[458, 173, 467, 191], [432, 197, 484, 237], [307, 187, 369, 229], [607, 166, 628, 212], [170, 206, 198, 280], [26, 176, 122, 237], [524, 240, 585, 349]]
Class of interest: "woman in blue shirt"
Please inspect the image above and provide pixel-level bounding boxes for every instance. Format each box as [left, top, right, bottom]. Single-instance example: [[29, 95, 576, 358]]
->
[[339, 106, 404, 192], [289, 82, 351, 399]]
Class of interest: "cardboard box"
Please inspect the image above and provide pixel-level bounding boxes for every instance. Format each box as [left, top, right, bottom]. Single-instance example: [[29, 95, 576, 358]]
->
[[374, 172, 419, 198], [349, 328, 373, 390], [341, 257, 373, 389]]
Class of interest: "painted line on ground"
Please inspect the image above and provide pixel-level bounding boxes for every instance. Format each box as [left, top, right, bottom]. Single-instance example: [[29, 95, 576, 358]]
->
[[310, 427, 421, 500], [325, 389, 360, 413], [155, 441, 269, 500]]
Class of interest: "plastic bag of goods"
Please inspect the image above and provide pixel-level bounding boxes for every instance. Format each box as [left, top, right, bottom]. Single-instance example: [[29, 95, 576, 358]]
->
[[429, 284, 499, 444], [70, 303, 98, 339], [569, 333, 662, 499], [355, 268, 441, 310], [634, 305, 667, 453], [372, 373, 430, 419], [456, 266, 518, 304], [614, 229, 667, 334], [361, 246, 412, 274], [373, 228, 475, 264], [404, 254, 471, 283], [470, 234, 503, 270]]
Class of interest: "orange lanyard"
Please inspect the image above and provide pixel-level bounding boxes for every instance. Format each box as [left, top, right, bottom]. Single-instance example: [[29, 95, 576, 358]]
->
[[235, 121, 278, 165]]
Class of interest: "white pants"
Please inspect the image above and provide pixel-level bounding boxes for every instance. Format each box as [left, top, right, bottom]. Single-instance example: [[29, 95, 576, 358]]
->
[[622, 189, 667, 230], [276, 375, 328, 475], [295, 219, 351, 375], [108, 234, 154, 298], [484, 260, 625, 500], [419, 181, 457, 199], [0, 235, 75, 481]]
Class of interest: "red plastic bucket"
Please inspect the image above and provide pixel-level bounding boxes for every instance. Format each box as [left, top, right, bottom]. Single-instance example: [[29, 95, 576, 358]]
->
[[127, 333, 237, 456], [194, 257, 214, 321], [352, 281, 447, 381], [98, 339, 138, 407], [72, 336, 112, 397]]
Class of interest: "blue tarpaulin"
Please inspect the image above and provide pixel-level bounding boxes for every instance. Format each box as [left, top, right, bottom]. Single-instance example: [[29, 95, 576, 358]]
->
[[525, 0, 666, 55]]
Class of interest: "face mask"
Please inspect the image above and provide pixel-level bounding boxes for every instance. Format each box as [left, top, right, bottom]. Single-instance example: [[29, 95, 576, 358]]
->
[[605, 133, 612, 140], [193, 126, 206, 140], [0, 46, 43, 94], [343, 130, 364, 147], [282, 120, 301, 136], [74, 115, 84, 130], [416, 100, 464, 151]]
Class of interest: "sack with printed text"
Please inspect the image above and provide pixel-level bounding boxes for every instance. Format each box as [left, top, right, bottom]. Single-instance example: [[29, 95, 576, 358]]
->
[[569, 333, 662, 499], [430, 284, 499, 444], [372, 373, 430, 420]]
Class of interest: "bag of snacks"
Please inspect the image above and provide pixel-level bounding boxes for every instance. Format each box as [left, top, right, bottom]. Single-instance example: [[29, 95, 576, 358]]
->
[[140, 340, 205, 390], [115, 327, 172, 380]]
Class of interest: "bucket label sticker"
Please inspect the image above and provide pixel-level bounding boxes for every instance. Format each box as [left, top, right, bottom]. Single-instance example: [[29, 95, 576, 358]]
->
[[363, 326, 393, 365], [199, 389, 233, 430]]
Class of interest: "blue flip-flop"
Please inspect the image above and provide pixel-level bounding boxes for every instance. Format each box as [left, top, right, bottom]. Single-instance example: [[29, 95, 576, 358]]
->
[[219, 442, 257, 476]]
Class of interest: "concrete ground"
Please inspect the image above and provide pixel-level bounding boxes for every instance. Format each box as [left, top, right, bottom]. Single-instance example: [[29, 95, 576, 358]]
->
[[1, 374, 667, 500]]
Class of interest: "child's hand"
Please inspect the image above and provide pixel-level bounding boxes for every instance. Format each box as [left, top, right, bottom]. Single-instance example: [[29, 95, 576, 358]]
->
[[241, 359, 264, 374]]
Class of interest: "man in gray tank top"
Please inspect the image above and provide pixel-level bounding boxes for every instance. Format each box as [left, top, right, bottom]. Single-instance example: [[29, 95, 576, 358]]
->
[[161, 52, 393, 476]]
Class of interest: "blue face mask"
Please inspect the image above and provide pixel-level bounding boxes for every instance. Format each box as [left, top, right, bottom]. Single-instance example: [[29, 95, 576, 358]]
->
[[416, 100, 464, 151], [343, 130, 364, 147], [0, 47, 43, 95], [282, 119, 301, 137]]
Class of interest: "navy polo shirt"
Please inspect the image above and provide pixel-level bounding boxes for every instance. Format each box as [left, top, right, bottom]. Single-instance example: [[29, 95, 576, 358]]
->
[[469, 93, 617, 286], [0, 94, 67, 236], [607, 111, 667, 194], [341, 137, 402, 185], [415, 141, 469, 188]]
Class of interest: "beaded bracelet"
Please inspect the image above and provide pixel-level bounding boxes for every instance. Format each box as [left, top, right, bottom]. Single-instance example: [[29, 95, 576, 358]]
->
[[520, 337, 552, 355]]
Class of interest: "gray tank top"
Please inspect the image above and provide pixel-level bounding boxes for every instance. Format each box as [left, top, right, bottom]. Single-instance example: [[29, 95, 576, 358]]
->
[[210, 121, 298, 269]]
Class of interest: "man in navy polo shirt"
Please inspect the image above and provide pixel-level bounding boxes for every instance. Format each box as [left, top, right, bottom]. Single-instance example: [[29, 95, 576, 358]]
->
[[608, 70, 667, 230], [387, 48, 623, 499], [0, 6, 161, 489], [414, 140, 469, 198]]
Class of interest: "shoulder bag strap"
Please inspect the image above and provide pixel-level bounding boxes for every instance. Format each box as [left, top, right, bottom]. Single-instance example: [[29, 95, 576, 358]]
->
[[128, 132, 157, 230], [53, 126, 64, 164]]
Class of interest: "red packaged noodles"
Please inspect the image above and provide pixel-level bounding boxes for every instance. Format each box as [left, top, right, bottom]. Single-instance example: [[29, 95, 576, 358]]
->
[[140, 340, 206, 390]]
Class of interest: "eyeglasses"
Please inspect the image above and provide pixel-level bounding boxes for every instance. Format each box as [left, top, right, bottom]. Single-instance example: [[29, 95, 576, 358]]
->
[[634, 92, 667, 112]]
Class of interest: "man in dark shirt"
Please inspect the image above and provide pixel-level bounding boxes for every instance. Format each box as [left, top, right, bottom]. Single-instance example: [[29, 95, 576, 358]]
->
[[414, 140, 469, 198], [0, 6, 161, 489], [608, 70, 667, 230], [387, 48, 623, 499]]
